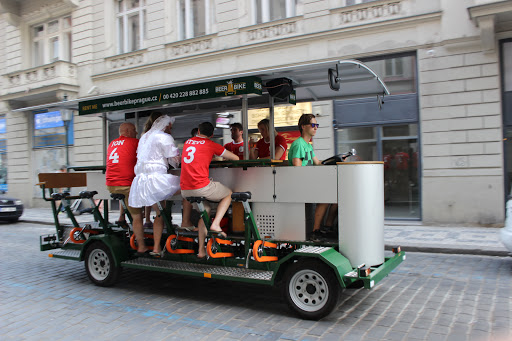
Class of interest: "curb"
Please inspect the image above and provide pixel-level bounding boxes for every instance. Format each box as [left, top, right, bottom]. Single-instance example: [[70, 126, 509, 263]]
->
[[385, 245, 510, 257]]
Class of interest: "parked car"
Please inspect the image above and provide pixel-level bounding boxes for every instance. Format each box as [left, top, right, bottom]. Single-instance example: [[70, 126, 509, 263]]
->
[[501, 195, 512, 254], [0, 195, 23, 222]]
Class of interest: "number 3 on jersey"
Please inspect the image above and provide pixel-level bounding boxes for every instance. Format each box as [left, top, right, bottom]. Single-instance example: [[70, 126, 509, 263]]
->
[[183, 146, 196, 164], [109, 147, 119, 164]]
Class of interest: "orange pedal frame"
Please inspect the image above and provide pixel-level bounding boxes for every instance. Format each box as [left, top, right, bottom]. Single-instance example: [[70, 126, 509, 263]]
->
[[165, 234, 195, 254], [207, 237, 234, 258], [69, 227, 99, 244], [253, 240, 278, 262], [129, 233, 154, 250]]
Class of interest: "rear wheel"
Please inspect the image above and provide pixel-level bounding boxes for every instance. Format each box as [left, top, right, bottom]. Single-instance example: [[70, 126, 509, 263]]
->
[[84, 242, 121, 287], [283, 259, 340, 320]]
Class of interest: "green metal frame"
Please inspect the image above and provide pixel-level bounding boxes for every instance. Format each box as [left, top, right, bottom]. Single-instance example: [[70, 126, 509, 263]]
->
[[41, 180, 405, 289]]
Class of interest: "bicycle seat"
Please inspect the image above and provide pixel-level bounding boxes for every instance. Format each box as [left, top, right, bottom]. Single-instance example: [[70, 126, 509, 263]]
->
[[231, 192, 252, 202], [79, 190, 98, 199]]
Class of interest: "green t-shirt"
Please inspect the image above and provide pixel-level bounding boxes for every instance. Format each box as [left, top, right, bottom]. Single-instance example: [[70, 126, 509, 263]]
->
[[288, 137, 315, 166]]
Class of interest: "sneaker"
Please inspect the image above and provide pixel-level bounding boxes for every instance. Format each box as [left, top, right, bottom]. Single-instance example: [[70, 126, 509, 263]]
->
[[308, 229, 325, 241], [143, 221, 153, 228]]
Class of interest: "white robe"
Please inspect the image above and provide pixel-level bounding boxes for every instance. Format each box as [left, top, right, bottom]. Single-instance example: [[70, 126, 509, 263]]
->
[[129, 131, 180, 207]]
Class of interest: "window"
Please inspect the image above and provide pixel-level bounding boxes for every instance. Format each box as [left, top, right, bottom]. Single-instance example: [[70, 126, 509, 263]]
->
[[32, 16, 72, 67], [338, 124, 420, 219], [33, 111, 74, 148], [384, 57, 404, 77], [178, 0, 215, 40], [345, 0, 378, 6], [253, 0, 296, 24], [502, 40, 512, 198], [117, 0, 146, 54]]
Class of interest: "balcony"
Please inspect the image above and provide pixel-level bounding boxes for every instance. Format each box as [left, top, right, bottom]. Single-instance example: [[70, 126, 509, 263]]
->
[[1, 61, 79, 101]]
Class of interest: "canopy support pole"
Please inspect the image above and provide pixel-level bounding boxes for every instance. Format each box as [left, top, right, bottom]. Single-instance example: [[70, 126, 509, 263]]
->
[[242, 94, 249, 160], [269, 95, 275, 160]]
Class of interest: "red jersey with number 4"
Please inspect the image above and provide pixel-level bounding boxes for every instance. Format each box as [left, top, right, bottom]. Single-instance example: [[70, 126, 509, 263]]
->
[[180, 136, 226, 190], [224, 141, 244, 160], [255, 134, 287, 160], [106, 136, 139, 186]]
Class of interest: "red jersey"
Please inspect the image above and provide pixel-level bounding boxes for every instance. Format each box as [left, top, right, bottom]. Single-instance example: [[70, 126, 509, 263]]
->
[[395, 152, 409, 170], [224, 141, 244, 160], [255, 134, 287, 160], [106, 136, 139, 186], [180, 136, 226, 190]]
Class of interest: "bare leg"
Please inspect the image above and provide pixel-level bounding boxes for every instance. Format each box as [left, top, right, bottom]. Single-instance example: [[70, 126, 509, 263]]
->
[[197, 218, 207, 258], [325, 204, 338, 227], [210, 194, 232, 232], [197, 204, 212, 257], [313, 203, 329, 231], [132, 212, 147, 252], [181, 199, 194, 228], [151, 202, 165, 253], [144, 206, 151, 224], [118, 205, 126, 222]]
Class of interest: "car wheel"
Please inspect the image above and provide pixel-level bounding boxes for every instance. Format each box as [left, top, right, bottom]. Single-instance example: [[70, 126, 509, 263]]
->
[[84, 242, 121, 287], [283, 259, 340, 320]]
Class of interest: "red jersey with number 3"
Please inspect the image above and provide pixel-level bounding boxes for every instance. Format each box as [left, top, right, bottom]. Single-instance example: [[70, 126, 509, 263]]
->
[[180, 136, 226, 190], [106, 136, 139, 186], [224, 141, 244, 160]]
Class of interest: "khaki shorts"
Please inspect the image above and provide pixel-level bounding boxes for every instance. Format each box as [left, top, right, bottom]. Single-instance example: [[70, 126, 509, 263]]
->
[[181, 181, 231, 210], [107, 185, 142, 216]]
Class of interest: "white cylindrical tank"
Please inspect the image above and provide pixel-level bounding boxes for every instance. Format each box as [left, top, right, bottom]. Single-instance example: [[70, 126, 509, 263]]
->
[[338, 162, 385, 267]]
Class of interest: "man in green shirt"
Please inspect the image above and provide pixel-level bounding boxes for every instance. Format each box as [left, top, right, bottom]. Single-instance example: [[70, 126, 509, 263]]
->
[[288, 114, 337, 240]]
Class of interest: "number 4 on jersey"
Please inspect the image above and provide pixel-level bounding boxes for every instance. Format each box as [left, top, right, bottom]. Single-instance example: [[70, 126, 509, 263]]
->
[[109, 147, 119, 163]]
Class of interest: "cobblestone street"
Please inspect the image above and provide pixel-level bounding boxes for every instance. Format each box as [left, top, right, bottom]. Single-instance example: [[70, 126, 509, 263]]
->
[[1, 222, 511, 340]]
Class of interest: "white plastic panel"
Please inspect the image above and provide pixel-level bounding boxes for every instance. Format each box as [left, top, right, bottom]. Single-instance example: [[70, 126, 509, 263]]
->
[[252, 202, 306, 240], [338, 162, 385, 267], [274, 165, 338, 203], [209, 167, 275, 202]]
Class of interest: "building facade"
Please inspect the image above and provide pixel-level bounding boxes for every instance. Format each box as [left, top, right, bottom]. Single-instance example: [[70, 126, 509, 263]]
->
[[0, 0, 511, 225]]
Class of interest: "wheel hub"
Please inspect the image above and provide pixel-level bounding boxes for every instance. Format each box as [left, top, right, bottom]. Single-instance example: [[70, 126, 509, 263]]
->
[[289, 269, 329, 312]]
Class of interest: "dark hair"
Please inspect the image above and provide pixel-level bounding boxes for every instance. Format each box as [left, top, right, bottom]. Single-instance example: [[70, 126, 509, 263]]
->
[[230, 122, 243, 131], [298, 114, 316, 134], [143, 112, 163, 133], [198, 122, 215, 137], [190, 127, 198, 137]]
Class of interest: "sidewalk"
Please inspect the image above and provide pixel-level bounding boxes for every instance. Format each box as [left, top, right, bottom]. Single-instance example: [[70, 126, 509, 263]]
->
[[18, 207, 511, 257]]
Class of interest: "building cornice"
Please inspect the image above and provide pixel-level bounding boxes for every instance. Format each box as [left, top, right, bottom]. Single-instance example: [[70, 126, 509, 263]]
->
[[468, 0, 512, 52], [91, 11, 442, 83]]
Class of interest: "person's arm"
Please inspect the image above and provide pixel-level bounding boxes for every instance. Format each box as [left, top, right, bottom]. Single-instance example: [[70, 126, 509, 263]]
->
[[221, 149, 240, 161], [292, 158, 303, 166], [249, 147, 258, 159], [274, 146, 285, 160], [312, 156, 321, 165]]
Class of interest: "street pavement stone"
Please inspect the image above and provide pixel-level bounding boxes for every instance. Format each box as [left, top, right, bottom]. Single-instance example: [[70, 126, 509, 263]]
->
[[2, 221, 512, 340]]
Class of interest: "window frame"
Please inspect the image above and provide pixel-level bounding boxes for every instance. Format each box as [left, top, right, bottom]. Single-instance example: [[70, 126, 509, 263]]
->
[[251, 0, 296, 25], [177, 0, 215, 40], [31, 16, 72, 67], [116, 0, 147, 54]]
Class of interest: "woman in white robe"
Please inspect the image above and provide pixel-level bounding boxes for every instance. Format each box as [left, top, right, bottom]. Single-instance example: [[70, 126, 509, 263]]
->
[[129, 115, 180, 256]]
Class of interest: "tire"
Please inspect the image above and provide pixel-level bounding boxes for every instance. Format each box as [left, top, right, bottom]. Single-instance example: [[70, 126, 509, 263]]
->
[[84, 242, 121, 287], [283, 259, 340, 320]]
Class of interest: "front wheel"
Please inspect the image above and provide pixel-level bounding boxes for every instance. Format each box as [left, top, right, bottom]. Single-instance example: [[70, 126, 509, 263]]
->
[[283, 259, 340, 320], [84, 242, 121, 287]]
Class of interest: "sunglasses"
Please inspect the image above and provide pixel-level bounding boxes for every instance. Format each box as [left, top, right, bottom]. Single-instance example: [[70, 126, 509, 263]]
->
[[310, 123, 319, 128]]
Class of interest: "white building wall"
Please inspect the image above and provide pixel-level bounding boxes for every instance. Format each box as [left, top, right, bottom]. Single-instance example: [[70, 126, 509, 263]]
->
[[0, 0, 510, 222], [419, 43, 504, 224]]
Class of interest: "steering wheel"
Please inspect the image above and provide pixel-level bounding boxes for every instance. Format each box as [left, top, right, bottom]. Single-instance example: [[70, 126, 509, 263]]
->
[[321, 154, 345, 165]]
